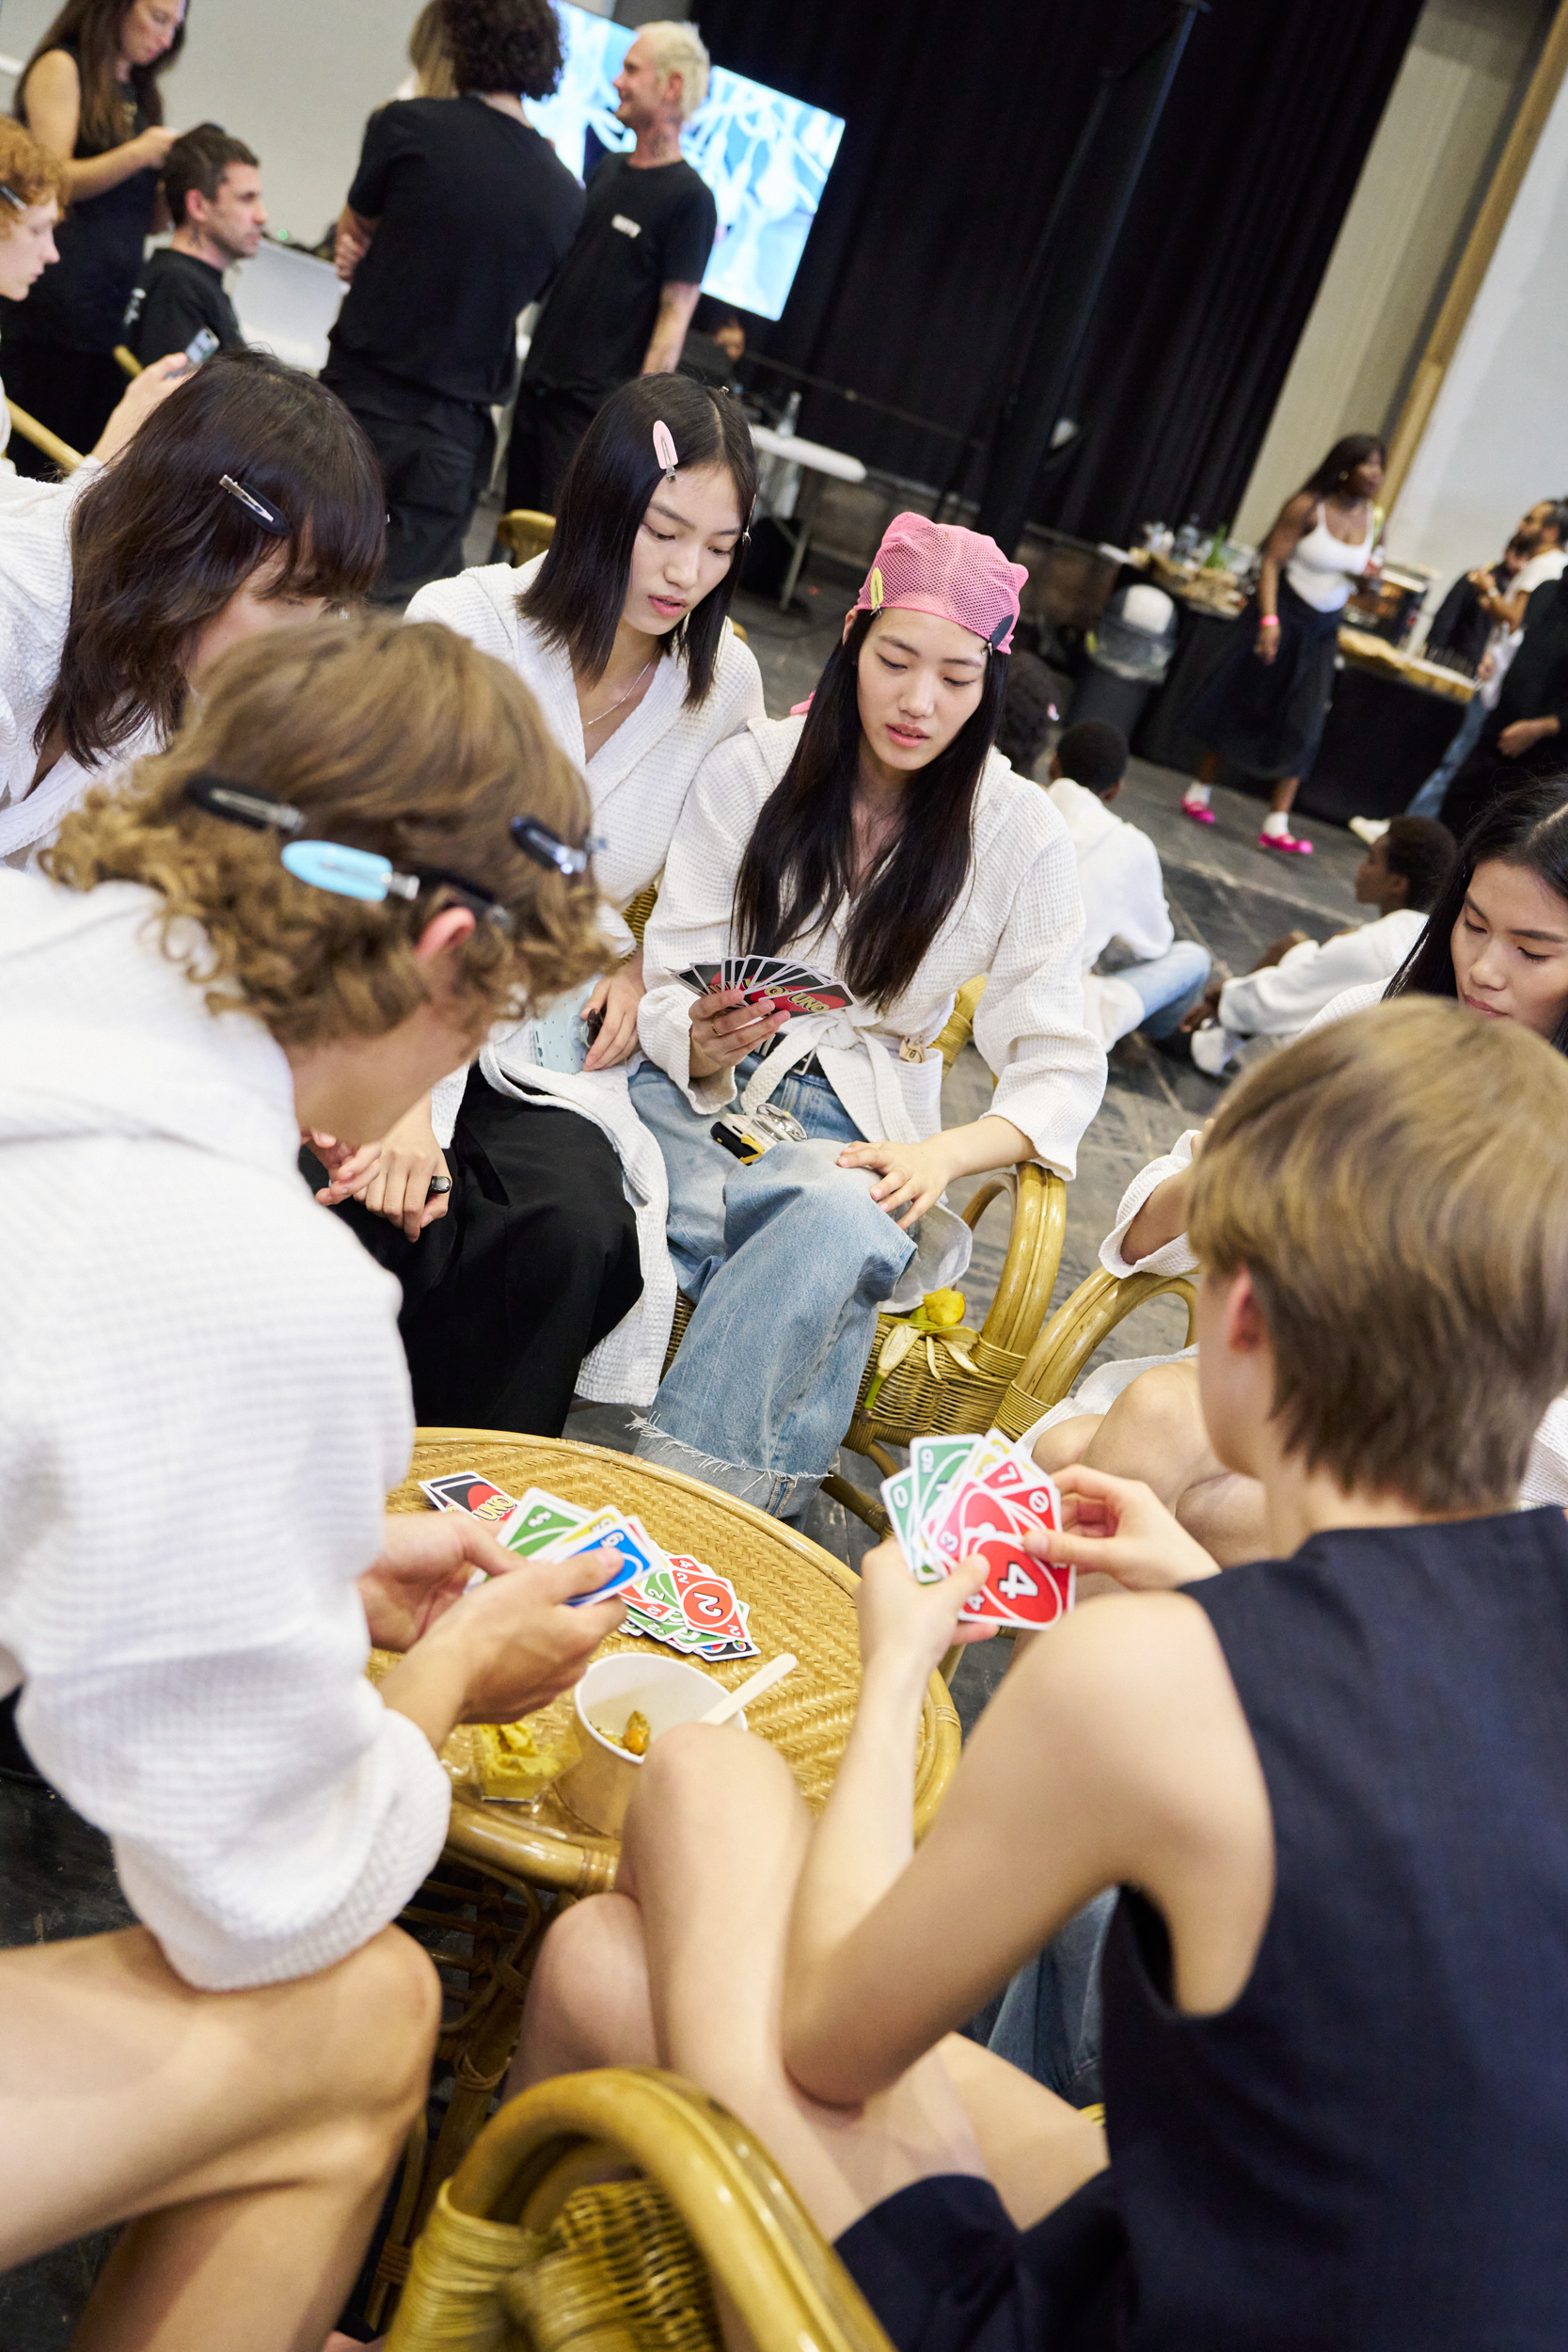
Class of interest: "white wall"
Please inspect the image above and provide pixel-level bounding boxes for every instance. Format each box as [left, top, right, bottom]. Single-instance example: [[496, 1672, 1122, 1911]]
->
[[1390, 52, 1568, 605], [1234, 0, 1544, 547], [0, 0, 614, 247]]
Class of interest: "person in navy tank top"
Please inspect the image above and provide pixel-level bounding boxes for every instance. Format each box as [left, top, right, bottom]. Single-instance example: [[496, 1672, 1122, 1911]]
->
[[515, 994, 1568, 2352]]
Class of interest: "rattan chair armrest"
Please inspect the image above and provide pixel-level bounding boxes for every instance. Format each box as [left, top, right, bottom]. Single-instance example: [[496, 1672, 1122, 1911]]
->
[[445, 2068, 896, 2352], [934, 975, 988, 1073], [114, 342, 142, 377], [979, 1161, 1067, 1356], [5, 399, 84, 472], [496, 508, 557, 565], [623, 878, 659, 946], [1007, 1264, 1197, 1422]]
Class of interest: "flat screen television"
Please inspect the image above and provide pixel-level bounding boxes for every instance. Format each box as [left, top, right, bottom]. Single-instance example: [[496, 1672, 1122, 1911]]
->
[[523, 6, 844, 322]]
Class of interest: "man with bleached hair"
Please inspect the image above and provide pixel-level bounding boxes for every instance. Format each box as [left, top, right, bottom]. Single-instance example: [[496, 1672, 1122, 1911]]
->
[[505, 20, 720, 510]]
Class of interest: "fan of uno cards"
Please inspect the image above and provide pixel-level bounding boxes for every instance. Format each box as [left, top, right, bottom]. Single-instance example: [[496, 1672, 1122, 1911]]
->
[[879, 1432, 1074, 1629], [678, 956, 852, 1018]]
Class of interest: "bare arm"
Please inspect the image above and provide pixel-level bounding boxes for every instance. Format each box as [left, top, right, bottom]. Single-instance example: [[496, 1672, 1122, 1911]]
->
[[641, 279, 703, 375], [1253, 492, 1314, 666], [782, 1543, 1272, 2108], [837, 1113, 1035, 1231], [21, 52, 177, 200], [335, 204, 378, 282]]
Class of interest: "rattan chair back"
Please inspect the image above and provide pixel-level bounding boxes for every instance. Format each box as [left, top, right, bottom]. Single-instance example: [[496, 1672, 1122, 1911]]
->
[[497, 508, 557, 566], [993, 1265, 1197, 1442], [386, 2068, 896, 2352]]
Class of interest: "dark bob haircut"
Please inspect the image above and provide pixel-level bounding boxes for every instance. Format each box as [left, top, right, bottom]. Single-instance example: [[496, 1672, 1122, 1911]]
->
[[1303, 433, 1386, 499], [733, 607, 1008, 1009], [521, 373, 758, 709], [1386, 776, 1568, 1052], [39, 347, 386, 769], [1382, 814, 1454, 915], [439, 0, 562, 101]]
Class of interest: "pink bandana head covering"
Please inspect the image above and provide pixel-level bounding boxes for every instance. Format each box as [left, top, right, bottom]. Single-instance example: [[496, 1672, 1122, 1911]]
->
[[852, 511, 1028, 655]]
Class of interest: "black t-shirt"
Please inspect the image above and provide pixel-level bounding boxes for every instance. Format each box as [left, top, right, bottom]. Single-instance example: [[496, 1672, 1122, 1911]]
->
[[326, 96, 584, 408], [523, 153, 718, 395], [124, 247, 242, 365]]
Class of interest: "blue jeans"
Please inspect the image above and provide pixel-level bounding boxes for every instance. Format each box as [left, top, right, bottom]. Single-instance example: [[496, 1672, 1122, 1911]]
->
[[988, 1889, 1117, 2105], [1409, 691, 1486, 817], [630, 1057, 915, 1517], [1117, 938, 1212, 1040]]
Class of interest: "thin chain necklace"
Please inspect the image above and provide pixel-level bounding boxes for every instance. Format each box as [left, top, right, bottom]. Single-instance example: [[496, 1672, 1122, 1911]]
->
[[582, 657, 655, 734]]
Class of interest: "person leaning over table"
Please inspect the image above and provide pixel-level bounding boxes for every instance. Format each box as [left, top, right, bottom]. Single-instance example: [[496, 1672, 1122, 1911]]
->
[[314, 375, 764, 1439], [516, 997, 1568, 2352], [0, 0, 187, 471], [626, 512, 1106, 1518], [0, 614, 626, 2352]]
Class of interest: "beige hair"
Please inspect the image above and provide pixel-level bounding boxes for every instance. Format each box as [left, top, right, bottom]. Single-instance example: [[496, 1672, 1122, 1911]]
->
[[1187, 997, 1568, 1514], [638, 20, 711, 122], [45, 614, 604, 1050], [407, 0, 457, 98]]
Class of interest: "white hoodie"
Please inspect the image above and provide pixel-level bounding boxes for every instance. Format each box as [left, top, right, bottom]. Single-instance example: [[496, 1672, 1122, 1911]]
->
[[0, 870, 451, 1990], [1046, 775, 1176, 1047]]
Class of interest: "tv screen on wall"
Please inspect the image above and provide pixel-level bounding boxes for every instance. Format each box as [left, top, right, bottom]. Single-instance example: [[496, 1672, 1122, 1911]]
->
[[524, 7, 844, 322]]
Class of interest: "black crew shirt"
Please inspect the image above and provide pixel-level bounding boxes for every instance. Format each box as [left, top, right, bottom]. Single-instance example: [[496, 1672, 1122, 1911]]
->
[[327, 96, 584, 408], [125, 247, 243, 365], [523, 152, 718, 395]]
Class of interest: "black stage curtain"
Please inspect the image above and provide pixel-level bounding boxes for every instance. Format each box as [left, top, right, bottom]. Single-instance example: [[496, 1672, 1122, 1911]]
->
[[702, 0, 1427, 547]]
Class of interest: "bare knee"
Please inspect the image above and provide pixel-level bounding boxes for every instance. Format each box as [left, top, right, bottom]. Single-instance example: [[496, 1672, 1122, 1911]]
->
[[513, 1894, 651, 2095], [626, 1723, 798, 1869], [309, 1926, 441, 2128], [1031, 1413, 1101, 1474], [1086, 1361, 1207, 1497]]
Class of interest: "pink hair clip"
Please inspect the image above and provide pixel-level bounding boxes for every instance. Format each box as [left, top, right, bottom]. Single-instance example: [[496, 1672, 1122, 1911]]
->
[[653, 421, 678, 480]]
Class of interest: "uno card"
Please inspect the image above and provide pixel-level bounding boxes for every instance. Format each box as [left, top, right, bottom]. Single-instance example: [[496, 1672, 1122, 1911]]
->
[[927, 1479, 1073, 1630], [671, 1562, 746, 1645], [975, 1451, 1063, 1530], [766, 979, 853, 1016], [420, 1472, 518, 1525], [910, 1436, 979, 1525], [499, 1489, 594, 1557], [880, 1465, 944, 1583], [678, 963, 725, 995]]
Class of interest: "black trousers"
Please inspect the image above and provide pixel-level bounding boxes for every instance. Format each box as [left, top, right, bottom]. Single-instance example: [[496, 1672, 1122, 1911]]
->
[[1439, 723, 1565, 841], [503, 381, 605, 516], [1, 340, 124, 473], [305, 1073, 642, 1438], [327, 382, 495, 607]]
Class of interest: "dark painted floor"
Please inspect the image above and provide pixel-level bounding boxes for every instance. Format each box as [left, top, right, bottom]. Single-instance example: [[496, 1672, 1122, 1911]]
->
[[0, 546, 1378, 2346]]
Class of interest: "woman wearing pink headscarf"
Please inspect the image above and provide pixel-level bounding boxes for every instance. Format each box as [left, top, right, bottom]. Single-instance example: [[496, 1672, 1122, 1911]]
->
[[632, 514, 1107, 1518]]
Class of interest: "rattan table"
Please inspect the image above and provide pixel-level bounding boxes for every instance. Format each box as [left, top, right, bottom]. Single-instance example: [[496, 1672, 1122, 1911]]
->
[[389, 1430, 962, 1897]]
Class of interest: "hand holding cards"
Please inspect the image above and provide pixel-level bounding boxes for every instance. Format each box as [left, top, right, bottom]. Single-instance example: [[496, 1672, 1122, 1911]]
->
[[678, 955, 852, 1019], [880, 1430, 1074, 1629]]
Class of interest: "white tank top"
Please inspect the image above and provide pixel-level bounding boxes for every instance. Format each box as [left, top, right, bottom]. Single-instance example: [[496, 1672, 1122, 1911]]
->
[[1285, 502, 1375, 613]]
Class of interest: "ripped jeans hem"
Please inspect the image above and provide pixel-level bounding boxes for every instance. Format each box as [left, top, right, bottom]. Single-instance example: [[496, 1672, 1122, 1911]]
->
[[632, 1422, 825, 1522]]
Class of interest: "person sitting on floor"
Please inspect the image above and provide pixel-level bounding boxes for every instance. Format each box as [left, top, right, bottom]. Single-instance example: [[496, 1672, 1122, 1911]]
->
[[0, 343, 384, 866], [1036, 778, 1568, 1566], [627, 511, 1106, 1518], [1046, 715, 1212, 1049], [993, 641, 1058, 776], [1184, 811, 1453, 1076], [515, 996, 1568, 2350], [313, 373, 764, 1439], [0, 614, 626, 2348]]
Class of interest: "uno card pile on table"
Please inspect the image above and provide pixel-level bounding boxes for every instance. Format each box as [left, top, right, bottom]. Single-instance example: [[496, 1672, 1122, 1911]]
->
[[677, 956, 851, 1019], [879, 1430, 1074, 1630], [420, 1470, 757, 1653]]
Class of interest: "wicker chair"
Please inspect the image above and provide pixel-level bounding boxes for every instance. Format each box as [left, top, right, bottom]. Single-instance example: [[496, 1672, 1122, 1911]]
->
[[386, 2067, 895, 2352], [496, 508, 557, 566], [114, 342, 142, 377], [5, 399, 84, 474], [992, 1264, 1197, 1444]]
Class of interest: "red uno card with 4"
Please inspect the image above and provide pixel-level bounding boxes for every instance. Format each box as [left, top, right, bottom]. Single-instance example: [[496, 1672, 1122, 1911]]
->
[[926, 1473, 1073, 1629]]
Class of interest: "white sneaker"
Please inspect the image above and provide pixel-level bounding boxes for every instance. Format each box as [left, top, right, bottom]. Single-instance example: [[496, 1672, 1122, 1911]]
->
[[1191, 1022, 1239, 1078], [1348, 817, 1389, 846]]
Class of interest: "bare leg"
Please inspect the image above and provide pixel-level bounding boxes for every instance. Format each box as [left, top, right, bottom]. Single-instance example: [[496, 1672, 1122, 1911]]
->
[[1078, 1359, 1267, 1566], [1029, 1414, 1101, 1477], [513, 1727, 1103, 2243], [0, 1924, 438, 2352], [1269, 777, 1299, 815]]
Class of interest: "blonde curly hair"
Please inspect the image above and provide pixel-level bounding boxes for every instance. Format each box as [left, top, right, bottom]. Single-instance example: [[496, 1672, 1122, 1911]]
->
[[45, 613, 606, 1050]]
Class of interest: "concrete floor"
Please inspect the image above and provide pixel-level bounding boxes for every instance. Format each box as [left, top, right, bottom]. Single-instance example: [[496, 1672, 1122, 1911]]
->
[[0, 539, 1376, 2348]]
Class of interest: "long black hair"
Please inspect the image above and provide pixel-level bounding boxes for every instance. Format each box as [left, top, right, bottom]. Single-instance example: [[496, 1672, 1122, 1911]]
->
[[17, 0, 185, 150], [1303, 433, 1386, 499], [521, 373, 757, 709], [733, 608, 1008, 1009], [1386, 777, 1568, 1053]]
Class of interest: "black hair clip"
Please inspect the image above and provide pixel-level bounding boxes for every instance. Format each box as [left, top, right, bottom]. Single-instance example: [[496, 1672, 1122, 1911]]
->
[[184, 774, 305, 833], [987, 615, 1012, 652], [512, 815, 594, 879], [219, 472, 292, 538]]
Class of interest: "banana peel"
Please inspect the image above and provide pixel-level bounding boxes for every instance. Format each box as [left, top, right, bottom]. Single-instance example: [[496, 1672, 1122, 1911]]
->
[[863, 1289, 983, 1412]]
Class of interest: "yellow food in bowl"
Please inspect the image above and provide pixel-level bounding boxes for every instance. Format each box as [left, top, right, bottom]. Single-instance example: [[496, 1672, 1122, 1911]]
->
[[594, 1708, 651, 1757], [473, 1717, 579, 1801]]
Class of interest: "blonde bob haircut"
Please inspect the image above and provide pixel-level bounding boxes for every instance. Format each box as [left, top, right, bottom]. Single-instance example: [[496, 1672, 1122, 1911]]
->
[[45, 614, 604, 1051], [639, 20, 710, 121], [1187, 997, 1568, 1516]]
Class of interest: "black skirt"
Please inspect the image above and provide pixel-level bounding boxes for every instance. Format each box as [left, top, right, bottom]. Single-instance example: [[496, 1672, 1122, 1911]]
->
[[1182, 579, 1341, 783], [303, 1069, 642, 1437]]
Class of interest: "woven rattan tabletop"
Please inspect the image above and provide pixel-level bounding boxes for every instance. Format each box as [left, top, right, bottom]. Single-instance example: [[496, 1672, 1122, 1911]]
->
[[388, 1430, 962, 1896]]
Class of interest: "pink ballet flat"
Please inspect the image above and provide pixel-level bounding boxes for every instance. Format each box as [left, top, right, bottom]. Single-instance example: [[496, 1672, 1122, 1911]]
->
[[1258, 829, 1313, 855], [1180, 794, 1215, 824]]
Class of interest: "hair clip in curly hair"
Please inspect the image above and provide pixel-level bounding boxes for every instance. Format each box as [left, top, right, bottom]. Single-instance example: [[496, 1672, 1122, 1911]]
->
[[0, 185, 24, 215], [652, 420, 678, 482], [219, 472, 292, 538], [511, 815, 594, 879]]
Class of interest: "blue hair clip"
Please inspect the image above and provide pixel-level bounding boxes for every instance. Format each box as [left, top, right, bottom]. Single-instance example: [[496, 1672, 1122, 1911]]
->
[[280, 839, 418, 903]]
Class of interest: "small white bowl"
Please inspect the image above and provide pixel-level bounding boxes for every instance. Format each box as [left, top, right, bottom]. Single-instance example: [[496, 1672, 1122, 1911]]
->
[[557, 1653, 748, 1836]]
